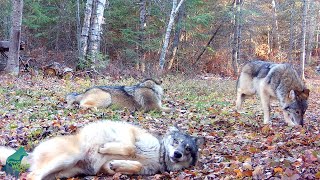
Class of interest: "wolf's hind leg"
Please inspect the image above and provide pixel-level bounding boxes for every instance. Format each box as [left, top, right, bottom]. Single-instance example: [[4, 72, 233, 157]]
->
[[106, 160, 143, 174], [236, 74, 255, 112], [27, 155, 80, 180]]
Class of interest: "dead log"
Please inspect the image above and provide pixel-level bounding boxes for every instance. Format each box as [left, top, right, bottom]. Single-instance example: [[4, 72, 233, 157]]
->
[[0, 40, 25, 52], [42, 62, 74, 79]]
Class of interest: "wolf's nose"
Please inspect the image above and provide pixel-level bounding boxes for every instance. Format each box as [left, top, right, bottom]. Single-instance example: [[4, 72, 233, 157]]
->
[[174, 151, 182, 158]]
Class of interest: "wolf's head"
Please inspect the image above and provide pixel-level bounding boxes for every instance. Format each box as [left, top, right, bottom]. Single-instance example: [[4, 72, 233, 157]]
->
[[138, 79, 163, 95], [284, 88, 310, 126], [162, 126, 204, 172], [65, 92, 80, 108]]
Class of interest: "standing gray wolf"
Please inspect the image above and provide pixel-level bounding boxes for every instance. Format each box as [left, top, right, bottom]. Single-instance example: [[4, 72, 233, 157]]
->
[[236, 60, 310, 126], [0, 120, 204, 180], [66, 79, 172, 112]]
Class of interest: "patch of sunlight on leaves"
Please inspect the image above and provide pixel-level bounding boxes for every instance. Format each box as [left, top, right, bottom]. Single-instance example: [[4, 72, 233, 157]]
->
[[9, 123, 18, 129]]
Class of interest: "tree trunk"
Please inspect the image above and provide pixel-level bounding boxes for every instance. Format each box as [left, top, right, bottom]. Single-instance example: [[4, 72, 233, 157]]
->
[[88, 0, 107, 68], [80, 0, 94, 61], [306, 0, 315, 65], [168, 2, 185, 70], [271, 0, 280, 51], [159, 0, 185, 70], [288, 0, 295, 62], [231, 0, 242, 76], [76, 0, 81, 58], [137, 0, 147, 73], [5, 0, 23, 76], [300, 0, 308, 80]]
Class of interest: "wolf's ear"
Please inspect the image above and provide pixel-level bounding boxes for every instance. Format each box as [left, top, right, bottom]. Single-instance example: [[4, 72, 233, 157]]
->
[[168, 125, 180, 132], [194, 136, 205, 148], [289, 90, 296, 100], [300, 89, 310, 100]]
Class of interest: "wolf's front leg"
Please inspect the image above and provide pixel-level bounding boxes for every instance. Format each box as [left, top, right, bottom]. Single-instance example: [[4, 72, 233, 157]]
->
[[283, 111, 295, 126], [103, 160, 143, 175], [99, 142, 136, 156], [99, 127, 137, 156], [260, 91, 271, 124]]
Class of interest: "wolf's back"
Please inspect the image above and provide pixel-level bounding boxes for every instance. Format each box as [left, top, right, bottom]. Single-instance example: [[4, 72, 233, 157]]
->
[[0, 146, 16, 165], [241, 60, 274, 79]]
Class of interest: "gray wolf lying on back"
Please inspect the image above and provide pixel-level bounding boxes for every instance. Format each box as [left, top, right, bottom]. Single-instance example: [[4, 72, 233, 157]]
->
[[236, 60, 310, 126], [66, 78, 172, 112], [0, 120, 204, 180]]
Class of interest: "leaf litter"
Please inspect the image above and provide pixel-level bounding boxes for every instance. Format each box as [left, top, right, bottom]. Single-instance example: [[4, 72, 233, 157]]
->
[[0, 74, 319, 179]]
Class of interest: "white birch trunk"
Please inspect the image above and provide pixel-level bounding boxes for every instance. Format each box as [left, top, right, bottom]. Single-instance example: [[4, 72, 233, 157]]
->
[[271, 0, 280, 50], [300, 0, 308, 80], [288, 1, 295, 62], [88, 0, 107, 68], [159, 0, 185, 70], [137, 0, 147, 72], [5, 0, 23, 76], [80, 0, 94, 60]]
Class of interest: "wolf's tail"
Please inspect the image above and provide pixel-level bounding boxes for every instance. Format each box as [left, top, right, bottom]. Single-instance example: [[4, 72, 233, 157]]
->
[[0, 146, 17, 165]]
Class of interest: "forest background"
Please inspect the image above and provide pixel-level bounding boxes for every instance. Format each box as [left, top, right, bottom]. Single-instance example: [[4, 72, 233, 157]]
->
[[1, 0, 319, 77], [0, 0, 320, 179]]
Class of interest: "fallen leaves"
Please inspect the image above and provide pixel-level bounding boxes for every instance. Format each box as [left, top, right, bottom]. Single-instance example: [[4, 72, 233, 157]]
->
[[0, 75, 320, 179]]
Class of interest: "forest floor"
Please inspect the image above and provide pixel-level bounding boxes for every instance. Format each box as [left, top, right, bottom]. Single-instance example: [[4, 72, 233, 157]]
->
[[0, 74, 319, 179]]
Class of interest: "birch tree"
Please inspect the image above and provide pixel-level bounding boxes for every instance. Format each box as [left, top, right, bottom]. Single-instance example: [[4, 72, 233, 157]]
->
[[271, 0, 280, 50], [80, 0, 107, 69], [136, 0, 147, 72], [168, 2, 185, 70], [5, 0, 23, 76], [80, 0, 93, 61], [300, 0, 308, 80], [159, 0, 185, 70], [231, 0, 243, 76], [288, 0, 295, 62]]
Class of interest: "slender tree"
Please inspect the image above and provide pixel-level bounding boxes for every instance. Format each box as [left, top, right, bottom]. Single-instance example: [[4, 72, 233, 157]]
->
[[5, 0, 23, 76], [168, 2, 185, 70], [80, 0, 107, 70], [231, 0, 243, 76], [136, 0, 147, 73], [300, 0, 308, 80], [80, 0, 94, 61], [271, 0, 280, 50], [159, 0, 185, 70], [288, 0, 295, 62]]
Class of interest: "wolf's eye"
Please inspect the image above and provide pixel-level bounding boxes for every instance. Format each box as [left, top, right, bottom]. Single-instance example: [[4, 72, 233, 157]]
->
[[173, 139, 179, 145], [185, 146, 191, 152], [296, 111, 300, 115]]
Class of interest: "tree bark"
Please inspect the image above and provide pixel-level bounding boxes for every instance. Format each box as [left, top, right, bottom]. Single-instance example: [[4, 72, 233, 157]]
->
[[300, 0, 308, 80], [88, 0, 107, 68], [271, 0, 280, 50], [76, 0, 81, 58], [137, 0, 147, 73], [5, 0, 23, 76], [80, 0, 94, 60], [306, 0, 315, 65], [168, 2, 185, 70], [231, 0, 243, 76], [159, 0, 185, 70], [288, 0, 295, 62]]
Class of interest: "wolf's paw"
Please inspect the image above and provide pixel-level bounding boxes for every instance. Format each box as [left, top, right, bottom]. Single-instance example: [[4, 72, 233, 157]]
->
[[108, 160, 117, 171]]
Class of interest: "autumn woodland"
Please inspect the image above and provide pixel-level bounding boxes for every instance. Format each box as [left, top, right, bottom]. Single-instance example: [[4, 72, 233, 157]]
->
[[0, 0, 320, 179]]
